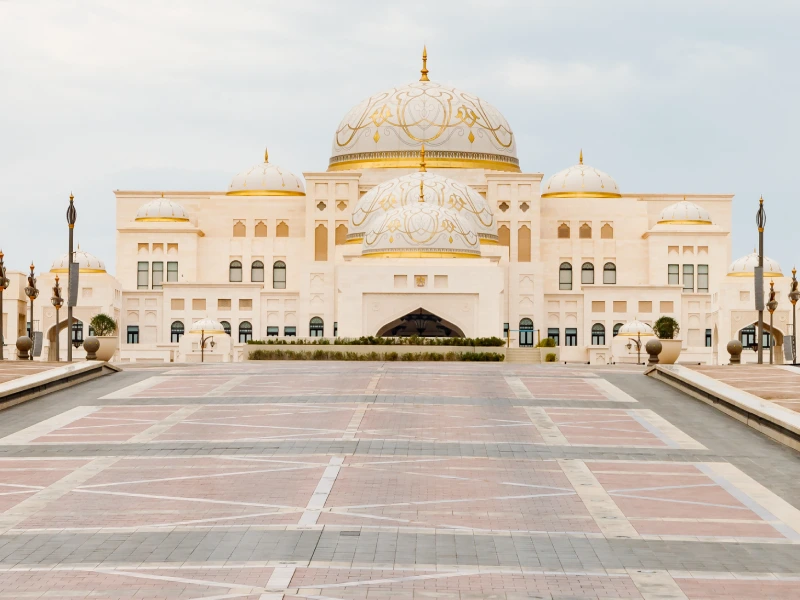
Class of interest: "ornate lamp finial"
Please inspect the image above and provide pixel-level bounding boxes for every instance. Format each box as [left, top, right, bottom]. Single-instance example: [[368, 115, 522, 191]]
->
[[419, 143, 427, 172], [794, 266, 797, 277], [419, 179, 425, 203], [579, 149, 583, 165], [420, 45, 429, 82], [264, 148, 269, 163]]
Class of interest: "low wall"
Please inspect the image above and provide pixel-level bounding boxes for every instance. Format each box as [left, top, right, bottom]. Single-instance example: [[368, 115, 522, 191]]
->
[[245, 344, 507, 360]]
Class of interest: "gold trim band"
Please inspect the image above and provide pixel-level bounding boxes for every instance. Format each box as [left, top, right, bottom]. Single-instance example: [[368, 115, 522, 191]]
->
[[51, 268, 107, 274], [135, 217, 190, 222], [362, 251, 480, 258], [541, 191, 623, 198], [329, 151, 519, 173], [727, 272, 783, 277], [657, 219, 712, 225], [225, 190, 306, 197]]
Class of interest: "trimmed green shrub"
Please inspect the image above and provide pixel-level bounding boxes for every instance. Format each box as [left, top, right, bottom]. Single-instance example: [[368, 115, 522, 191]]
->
[[89, 313, 117, 336], [248, 349, 505, 362], [653, 316, 680, 340], [545, 352, 557, 362], [249, 335, 505, 347], [536, 337, 556, 348]]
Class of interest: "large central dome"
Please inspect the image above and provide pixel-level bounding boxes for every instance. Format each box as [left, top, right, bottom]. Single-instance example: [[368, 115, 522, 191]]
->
[[329, 48, 518, 172]]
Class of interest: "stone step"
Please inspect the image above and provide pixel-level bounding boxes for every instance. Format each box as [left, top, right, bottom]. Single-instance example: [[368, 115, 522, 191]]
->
[[505, 348, 542, 364]]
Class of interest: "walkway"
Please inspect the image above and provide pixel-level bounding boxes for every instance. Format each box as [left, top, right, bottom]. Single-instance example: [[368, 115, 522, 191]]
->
[[0, 362, 798, 598]]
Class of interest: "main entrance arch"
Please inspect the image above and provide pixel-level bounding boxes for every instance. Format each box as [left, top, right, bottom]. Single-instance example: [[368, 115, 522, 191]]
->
[[376, 308, 465, 338]]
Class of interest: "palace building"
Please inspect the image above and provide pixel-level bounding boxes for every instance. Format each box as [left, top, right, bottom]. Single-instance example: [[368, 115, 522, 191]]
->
[[19, 50, 795, 364]]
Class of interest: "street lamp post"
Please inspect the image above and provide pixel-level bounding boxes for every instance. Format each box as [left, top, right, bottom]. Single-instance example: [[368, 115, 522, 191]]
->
[[766, 280, 778, 365], [788, 267, 799, 366], [756, 196, 766, 364], [0, 251, 9, 360], [66, 193, 77, 362], [51, 275, 64, 362], [24, 263, 39, 361], [199, 330, 215, 363]]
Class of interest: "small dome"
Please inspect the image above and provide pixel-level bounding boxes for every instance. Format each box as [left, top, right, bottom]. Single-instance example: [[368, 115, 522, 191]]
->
[[542, 151, 621, 198], [617, 320, 655, 337], [658, 199, 712, 224], [349, 165, 497, 245], [135, 196, 190, 222], [189, 318, 226, 334], [727, 252, 783, 277], [362, 202, 480, 258], [226, 150, 305, 196], [329, 48, 518, 172], [51, 247, 106, 273]]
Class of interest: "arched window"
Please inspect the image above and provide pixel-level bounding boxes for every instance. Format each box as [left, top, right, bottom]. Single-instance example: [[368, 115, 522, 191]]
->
[[220, 321, 231, 336], [591, 323, 606, 345], [559, 262, 572, 290], [310, 317, 324, 337], [254, 221, 267, 237], [276, 221, 289, 237], [238, 321, 253, 343], [601, 223, 614, 239], [498, 224, 510, 247], [170, 321, 184, 343], [72, 320, 84, 345], [251, 260, 264, 282], [603, 262, 616, 284], [518, 225, 531, 262], [613, 323, 623, 337], [315, 224, 328, 261], [558, 223, 570, 239], [520, 318, 534, 330], [335, 223, 348, 245], [740, 325, 756, 349], [579, 223, 592, 239], [581, 262, 594, 285], [233, 221, 246, 237], [273, 261, 286, 289], [519, 318, 534, 348], [229, 260, 242, 282]]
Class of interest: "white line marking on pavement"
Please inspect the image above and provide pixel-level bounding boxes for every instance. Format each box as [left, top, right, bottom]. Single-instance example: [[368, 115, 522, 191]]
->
[[504, 375, 533, 399], [99, 375, 170, 399], [365, 369, 383, 393], [299, 456, 344, 525], [628, 409, 706, 450], [128, 406, 202, 442], [206, 375, 250, 397], [263, 565, 296, 597], [343, 404, 369, 440], [0, 406, 100, 444], [524, 407, 569, 445], [628, 569, 688, 599], [558, 458, 640, 540], [588, 378, 639, 403]]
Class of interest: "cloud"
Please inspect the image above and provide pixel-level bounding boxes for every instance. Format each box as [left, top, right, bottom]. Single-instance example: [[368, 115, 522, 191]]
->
[[499, 58, 637, 99]]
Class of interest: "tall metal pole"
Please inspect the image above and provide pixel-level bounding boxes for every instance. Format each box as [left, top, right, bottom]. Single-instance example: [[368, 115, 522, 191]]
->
[[25, 263, 39, 361], [756, 196, 766, 364], [66, 193, 77, 362], [0, 250, 9, 361], [766, 280, 778, 365], [788, 267, 799, 366], [51, 274, 63, 363]]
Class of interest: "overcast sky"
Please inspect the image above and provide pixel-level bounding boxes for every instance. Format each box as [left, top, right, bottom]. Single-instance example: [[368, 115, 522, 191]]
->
[[1, 0, 798, 280]]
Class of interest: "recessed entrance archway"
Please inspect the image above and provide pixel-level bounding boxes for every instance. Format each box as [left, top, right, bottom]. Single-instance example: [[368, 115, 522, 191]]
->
[[376, 308, 465, 338]]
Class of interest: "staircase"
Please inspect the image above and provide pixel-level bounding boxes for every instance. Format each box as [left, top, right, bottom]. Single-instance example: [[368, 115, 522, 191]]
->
[[505, 348, 542, 364]]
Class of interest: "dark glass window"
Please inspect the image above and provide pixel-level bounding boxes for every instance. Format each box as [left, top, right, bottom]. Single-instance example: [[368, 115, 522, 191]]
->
[[137, 261, 148, 289], [559, 262, 572, 290], [284, 326, 296, 337], [503, 323, 509, 338], [126, 325, 139, 344], [683, 264, 694, 292], [334, 322, 338, 337], [229, 260, 243, 282], [220, 321, 231, 336], [668, 264, 679, 285], [167, 261, 178, 282], [72, 320, 84, 344], [698, 264, 709, 293], [740, 326, 756, 349], [705, 328, 712, 347], [581, 262, 594, 285], [603, 262, 616, 284], [251, 260, 265, 282], [547, 328, 559, 346], [613, 323, 623, 337], [170, 321, 184, 343], [152, 262, 164, 290], [266, 326, 279, 336], [238, 321, 252, 343], [591, 323, 606, 345], [565, 328, 578, 346], [273, 261, 286, 289], [310, 317, 324, 337]]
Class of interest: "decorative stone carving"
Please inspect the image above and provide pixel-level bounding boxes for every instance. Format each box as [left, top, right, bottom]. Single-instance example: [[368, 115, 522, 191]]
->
[[727, 340, 743, 365], [84, 336, 100, 361]]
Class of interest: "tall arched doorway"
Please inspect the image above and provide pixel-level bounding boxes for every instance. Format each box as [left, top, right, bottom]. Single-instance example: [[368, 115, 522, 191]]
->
[[376, 308, 465, 338], [519, 318, 534, 347]]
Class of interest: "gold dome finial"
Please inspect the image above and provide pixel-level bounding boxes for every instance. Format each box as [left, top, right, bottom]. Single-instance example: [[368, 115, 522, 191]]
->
[[419, 143, 427, 172], [579, 149, 583, 165], [419, 178, 425, 203], [420, 45, 429, 82], [759, 194, 764, 204], [264, 148, 269, 163]]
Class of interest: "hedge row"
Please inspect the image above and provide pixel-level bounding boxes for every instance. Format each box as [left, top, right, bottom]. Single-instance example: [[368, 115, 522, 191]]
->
[[248, 335, 505, 347], [249, 349, 505, 362]]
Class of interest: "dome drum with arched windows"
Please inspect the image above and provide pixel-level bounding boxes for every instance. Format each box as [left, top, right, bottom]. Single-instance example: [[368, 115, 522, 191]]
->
[[51, 247, 106, 273], [727, 252, 782, 277], [135, 196, 191, 222], [542, 151, 621, 199], [227, 149, 305, 196], [329, 48, 518, 172], [657, 199, 712, 225]]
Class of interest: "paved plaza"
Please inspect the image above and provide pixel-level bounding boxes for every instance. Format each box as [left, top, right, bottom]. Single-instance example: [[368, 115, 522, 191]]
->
[[0, 363, 798, 598]]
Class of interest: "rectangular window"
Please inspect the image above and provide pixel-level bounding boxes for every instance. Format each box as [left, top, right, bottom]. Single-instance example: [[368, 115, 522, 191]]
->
[[151, 262, 164, 290], [137, 262, 148, 289], [503, 323, 509, 339], [613, 301, 627, 313], [591, 301, 605, 313], [167, 261, 178, 282], [683, 264, 694, 292], [334, 322, 338, 337], [638, 301, 653, 313], [565, 328, 577, 347], [192, 299, 206, 311], [218, 299, 231, 311], [547, 328, 560, 346], [171, 298, 184, 310], [705, 328, 712, 347], [127, 326, 139, 344], [239, 299, 252, 311], [698, 264, 709, 293], [266, 326, 279, 337], [668, 264, 679, 285], [284, 326, 296, 337]]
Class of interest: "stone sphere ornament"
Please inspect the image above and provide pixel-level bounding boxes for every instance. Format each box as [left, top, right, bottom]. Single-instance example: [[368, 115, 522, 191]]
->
[[83, 336, 100, 361], [15, 336, 32, 360], [727, 340, 743, 365], [645, 339, 662, 366]]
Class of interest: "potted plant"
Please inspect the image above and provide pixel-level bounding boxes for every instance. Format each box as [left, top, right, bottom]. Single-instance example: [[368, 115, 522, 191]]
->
[[652, 316, 682, 364], [88, 313, 118, 362]]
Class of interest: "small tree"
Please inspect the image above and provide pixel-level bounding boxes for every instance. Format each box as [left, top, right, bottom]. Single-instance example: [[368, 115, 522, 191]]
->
[[653, 316, 680, 340], [90, 313, 117, 337]]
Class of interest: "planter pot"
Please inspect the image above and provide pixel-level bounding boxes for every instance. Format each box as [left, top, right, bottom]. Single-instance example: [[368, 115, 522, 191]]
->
[[657, 338, 682, 364], [95, 336, 119, 362]]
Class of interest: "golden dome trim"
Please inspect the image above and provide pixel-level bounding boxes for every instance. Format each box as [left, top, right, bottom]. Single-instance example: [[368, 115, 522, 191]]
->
[[656, 219, 712, 225], [479, 238, 499, 245], [329, 152, 520, 172], [225, 190, 306, 197], [135, 217, 191, 222], [727, 271, 783, 278], [362, 251, 480, 258], [51, 268, 107, 274], [541, 191, 623, 199]]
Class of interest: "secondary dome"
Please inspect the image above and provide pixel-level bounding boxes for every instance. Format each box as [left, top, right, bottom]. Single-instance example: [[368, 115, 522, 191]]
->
[[658, 199, 712, 224], [51, 247, 106, 273], [362, 202, 480, 258], [542, 151, 621, 198], [227, 149, 305, 196], [617, 320, 655, 337], [728, 252, 783, 277], [329, 48, 518, 172], [349, 159, 497, 245], [189, 318, 226, 334], [135, 195, 190, 222]]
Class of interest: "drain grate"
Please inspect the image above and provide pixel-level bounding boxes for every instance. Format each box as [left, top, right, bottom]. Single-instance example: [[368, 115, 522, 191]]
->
[[339, 531, 360, 536]]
